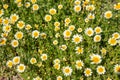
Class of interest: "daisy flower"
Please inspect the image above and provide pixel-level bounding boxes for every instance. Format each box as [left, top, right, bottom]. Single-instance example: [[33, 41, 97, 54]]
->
[[13, 56, 20, 65], [1, 32, 8, 38], [74, 0, 81, 5], [86, 5, 95, 11], [10, 14, 19, 23], [104, 11, 112, 19], [97, 65, 106, 75], [53, 40, 58, 45], [32, 4, 39, 11], [94, 27, 102, 34], [57, 76, 63, 80], [14, 31, 23, 40], [40, 33, 47, 39], [68, 25, 75, 31], [0, 38, 7, 46], [33, 76, 42, 80], [100, 48, 107, 55], [6, 60, 13, 68], [58, 4, 63, 9], [114, 3, 120, 10], [63, 30, 72, 38], [108, 38, 117, 46], [93, 35, 101, 42], [53, 59, 60, 64], [41, 54, 47, 61], [25, 2, 31, 8], [32, 30, 40, 38], [11, 40, 19, 48], [2, 18, 10, 25], [14, 0, 22, 3], [85, 28, 94, 36], [112, 32, 120, 39], [77, 28, 82, 33], [30, 58, 37, 64], [49, 8, 57, 15], [53, 63, 60, 70], [87, 13, 95, 19], [114, 64, 120, 74], [84, 18, 89, 23], [62, 66, 72, 76], [54, 22, 60, 27], [72, 34, 83, 44], [17, 21, 25, 29], [3, 25, 11, 33], [75, 60, 84, 69], [31, 0, 37, 4], [45, 14, 52, 22], [55, 33, 60, 38], [0, 9, 4, 17], [65, 18, 71, 24], [75, 47, 83, 54], [25, 24, 32, 30], [17, 64, 25, 73], [90, 54, 102, 64], [60, 45, 67, 51], [74, 5, 81, 12], [84, 68, 92, 77], [17, 2, 23, 8], [3, 4, 9, 9], [54, 26, 60, 32]]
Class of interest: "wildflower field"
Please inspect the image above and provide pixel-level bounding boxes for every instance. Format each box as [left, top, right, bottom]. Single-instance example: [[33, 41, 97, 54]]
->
[[0, 0, 120, 80]]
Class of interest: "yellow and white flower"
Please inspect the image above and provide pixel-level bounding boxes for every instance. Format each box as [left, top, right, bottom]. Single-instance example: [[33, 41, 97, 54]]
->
[[17, 21, 25, 29], [108, 38, 117, 46], [114, 3, 120, 10], [114, 64, 120, 74], [13, 56, 20, 65], [112, 32, 120, 39], [84, 68, 92, 77], [53, 63, 60, 70], [45, 15, 52, 22], [94, 27, 102, 34], [97, 66, 106, 75], [32, 30, 40, 38], [74, 5, 81, 12], [93, 35, 101, 42], [56, 76, 63, 80], [11, 40, 19, 48], [10, 14, 19, 23], [75, 47, 83, 54], [25, 24, 32, 30], [0, 38, 7, 46], [14, 31, 23, 40], [2, 18, 10, 25], [0, 9, 4, 17], [32, 4, 39, 11], [86, 5, 95, 11], [30, 58, 37, 64], [25, 2, 31, 8], [63, 30, 72, 38], [17, 64, 25, 73], [49, 8, 57, 15], [74, 0, 81, 5], [72, 34, 83, 44], [75, 60, 84, 69], [58, 4, 63, 9], [90, 54, 102, 64], [53, 40, 58, 45], [53, 59, 60, 64], [3, 25, 11, 33], [41, 54, 47, 61], [60, 45, 67, 51], [87, 13, 95, 19], [68, 25, 75, 31], [62, 66, 72, 76], [104, 11, 112, 19], [85, 28, 94, 36], [6, 60, 13, 68]]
